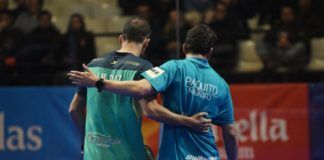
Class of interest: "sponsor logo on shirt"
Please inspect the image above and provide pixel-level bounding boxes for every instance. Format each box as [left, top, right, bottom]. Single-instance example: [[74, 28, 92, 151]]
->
[[87, 132, 122, 148], [145, 67, 165, 78], [185, 76, 218, 100], [185, 155, 219, 160], [124, 61, 140, 66]]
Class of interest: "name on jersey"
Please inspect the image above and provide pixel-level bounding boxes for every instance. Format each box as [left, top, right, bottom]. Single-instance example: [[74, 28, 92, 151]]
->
[[185, 76, 218, 100], [97, 73, 122, 81], [145, 67, 165, 78]]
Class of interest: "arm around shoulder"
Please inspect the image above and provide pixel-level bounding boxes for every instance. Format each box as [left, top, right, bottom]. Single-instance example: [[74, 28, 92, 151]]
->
[[103, 78, 154, 98]]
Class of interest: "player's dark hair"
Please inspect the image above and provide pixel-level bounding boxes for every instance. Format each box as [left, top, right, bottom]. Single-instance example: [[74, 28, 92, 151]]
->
[[123, 17, 151, 43], [184, 24, 217, 55]]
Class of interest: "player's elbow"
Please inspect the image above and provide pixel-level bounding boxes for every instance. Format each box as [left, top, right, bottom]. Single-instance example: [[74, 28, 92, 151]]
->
[[69, 103, 82, 116], [142, 103, 159, 120], [222, 124, 238, 139], [69, 105, 78, 115], [136, 87, 151, 98], [133, 80, 152, 98]]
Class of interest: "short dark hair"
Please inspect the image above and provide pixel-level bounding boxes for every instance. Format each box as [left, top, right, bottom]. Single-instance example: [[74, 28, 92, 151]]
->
[[184, 24, 217, 54], [123, 17, 151, 43], [38, 10, 52, 19]]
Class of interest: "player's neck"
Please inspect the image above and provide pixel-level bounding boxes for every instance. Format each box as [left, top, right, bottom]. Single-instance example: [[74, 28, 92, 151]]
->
[[118, 42, 143, 57], [186, 53, 208, 60]]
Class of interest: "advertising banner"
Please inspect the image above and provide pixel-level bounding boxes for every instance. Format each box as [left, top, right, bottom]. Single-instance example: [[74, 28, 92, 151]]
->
[[224, 84, 310, 160], [0, 84, 321, 160], [0, 87, 81, 160]]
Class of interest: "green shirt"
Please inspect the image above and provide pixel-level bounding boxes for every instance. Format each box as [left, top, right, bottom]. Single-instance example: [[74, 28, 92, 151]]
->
[[76, 51, 152, 160]]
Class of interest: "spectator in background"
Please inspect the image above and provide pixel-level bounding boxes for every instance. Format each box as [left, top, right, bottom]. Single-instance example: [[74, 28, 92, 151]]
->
[[0, 0, 9, 13], [297, 0, 324, 38], [118, 0, 152, 15], [136, 3, 161, 32], [183, 0, 214, 12], [63, 13, 96, 70], [0, 11, 23, 84], [12, 0, 27, 19], [151, 0, 174, 26], [162, 9, 188, 60], [15, 9, 61, 79], [257, 0, 296, 26], [135, 3, 165, 66], [257, 6, 307, 71], [25, 10, 61, 66], [208, 2, 250, 71], [14, 10, 61, 85], [0, 11, 22, 66], [14, 0, 43, 33]]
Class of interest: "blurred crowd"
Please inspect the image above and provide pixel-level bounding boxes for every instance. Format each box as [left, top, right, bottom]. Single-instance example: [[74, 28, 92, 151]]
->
[[119, 0, 324, 71], [1, 0, 324, 85], [0, 0, 96, 85]]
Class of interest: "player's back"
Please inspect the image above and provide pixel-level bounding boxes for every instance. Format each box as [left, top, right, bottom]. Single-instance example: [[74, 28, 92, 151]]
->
[[83, 51, 152, 160], [157, 57, 234, 160]]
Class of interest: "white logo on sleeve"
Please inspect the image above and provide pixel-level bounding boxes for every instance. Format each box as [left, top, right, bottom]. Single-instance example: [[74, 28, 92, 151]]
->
[[145, 67, 165, 78]]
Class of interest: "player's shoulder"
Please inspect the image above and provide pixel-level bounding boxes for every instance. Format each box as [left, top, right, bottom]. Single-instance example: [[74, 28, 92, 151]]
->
[[126, 54, 152, 66], [87, 57, 105, 67], [87, 52, 114, 67]]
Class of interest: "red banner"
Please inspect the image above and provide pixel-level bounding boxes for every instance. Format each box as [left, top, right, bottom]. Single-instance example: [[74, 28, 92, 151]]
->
[[142, 84, 310, 160]]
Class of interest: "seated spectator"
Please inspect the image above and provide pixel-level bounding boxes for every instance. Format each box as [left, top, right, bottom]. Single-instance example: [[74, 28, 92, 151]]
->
[[162, 9, 188, 60], [17, 10, 61, 68], [12, 0, 27, 19], [208, 2, 250, 71], [0, 0, 9, 13], [118, 0, 152, 15], [183, 0, 214, 12], [0, 11, 23, 84], [150, 0, 174, 26], [13, 0, 43, 33], [297, 0, 324, 38], [256, 6, 308, 71], [257, 0, 296, 26], [135, 3, 165, 65], [0, 11, 23, 66], [62, 13, 96, 70]]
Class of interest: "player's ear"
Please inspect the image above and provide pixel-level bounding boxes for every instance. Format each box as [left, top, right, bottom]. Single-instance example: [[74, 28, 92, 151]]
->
[[143, 38, 150, 48], [207, 47, 213, 59], [182, 44, 187, 53], [118, 35, 123, 44]]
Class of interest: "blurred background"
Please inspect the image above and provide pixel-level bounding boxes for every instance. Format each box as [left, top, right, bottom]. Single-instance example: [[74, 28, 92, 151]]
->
[[0, 0, 324, 160], [1, 0, 324, 84]]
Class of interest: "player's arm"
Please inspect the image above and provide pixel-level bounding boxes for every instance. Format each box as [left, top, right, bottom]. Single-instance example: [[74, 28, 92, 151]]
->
[[139, 98, 211, 132], [102, 79, 153, 98], [221, 124, 238, 160], [69, 93, 86, 144], [67, 64, 154, 98]]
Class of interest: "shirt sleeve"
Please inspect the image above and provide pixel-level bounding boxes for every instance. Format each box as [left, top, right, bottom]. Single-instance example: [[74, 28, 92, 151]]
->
[[141, 60, 177, 92], [134, 62, 153, 80], [212, 85, 235, 125]]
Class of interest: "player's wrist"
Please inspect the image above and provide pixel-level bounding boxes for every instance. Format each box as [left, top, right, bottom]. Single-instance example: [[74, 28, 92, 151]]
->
[[181, 116, 194, 128], [95, 78, 104, 92]]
